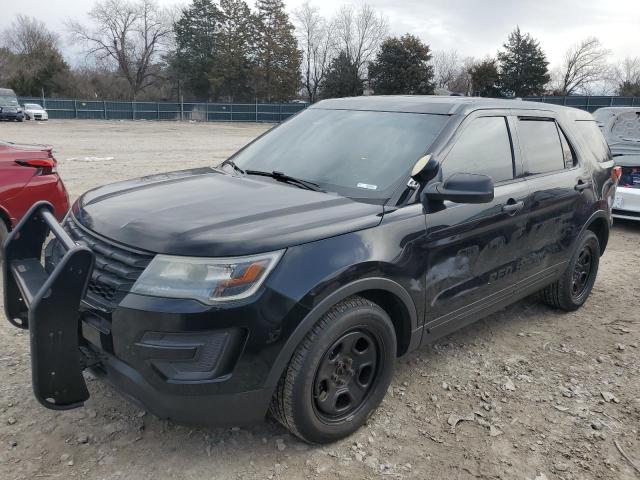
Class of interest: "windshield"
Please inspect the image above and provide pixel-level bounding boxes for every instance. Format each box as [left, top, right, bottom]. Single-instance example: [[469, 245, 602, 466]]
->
[[0, 95, 18, 107], [229, 108, 449, 200], [25, 103, 42, 109]]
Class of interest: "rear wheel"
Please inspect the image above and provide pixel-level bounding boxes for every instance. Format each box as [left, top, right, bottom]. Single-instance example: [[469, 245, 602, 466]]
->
[[270, 296, 396, 444], [540, 230, 600, 311]]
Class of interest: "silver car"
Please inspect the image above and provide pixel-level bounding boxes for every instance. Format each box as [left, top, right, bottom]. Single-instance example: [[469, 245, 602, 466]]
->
[[23, 103, 49, 121], [593, 107, 640, 221]]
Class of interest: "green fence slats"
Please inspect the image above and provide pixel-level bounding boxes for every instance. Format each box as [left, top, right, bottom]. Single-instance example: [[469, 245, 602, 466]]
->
[[17, 97, 308, 122], [19, 96, 637, 120], [524, 96, 640, 113]]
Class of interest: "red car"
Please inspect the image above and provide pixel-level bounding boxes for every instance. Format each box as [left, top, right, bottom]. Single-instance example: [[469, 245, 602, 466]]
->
[[0, 141, 69, 258]]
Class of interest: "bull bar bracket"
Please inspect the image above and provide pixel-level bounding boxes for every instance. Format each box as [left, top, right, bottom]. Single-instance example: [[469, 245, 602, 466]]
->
[[2, 201, 95, 410]]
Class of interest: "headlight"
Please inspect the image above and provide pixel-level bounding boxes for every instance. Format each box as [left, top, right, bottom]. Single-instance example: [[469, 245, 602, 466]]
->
[[131, 250, 284, 304]]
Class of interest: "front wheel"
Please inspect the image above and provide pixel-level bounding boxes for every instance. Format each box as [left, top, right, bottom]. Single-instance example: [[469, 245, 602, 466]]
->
[[270, 296, 396, 444], [539, 230, 600, 311]]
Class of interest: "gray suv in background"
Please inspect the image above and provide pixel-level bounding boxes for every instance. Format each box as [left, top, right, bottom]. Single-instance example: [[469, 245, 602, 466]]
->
[[0, 88, 24, 122]]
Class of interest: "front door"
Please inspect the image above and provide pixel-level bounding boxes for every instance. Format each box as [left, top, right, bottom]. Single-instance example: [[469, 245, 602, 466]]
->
[[421, 114, 530, 341]]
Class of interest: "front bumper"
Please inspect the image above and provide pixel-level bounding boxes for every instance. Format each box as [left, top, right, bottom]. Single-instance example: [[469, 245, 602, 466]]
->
[[0, 111, 23, 121], [3, 203, 302, 423], [612, 186, 640, 221]]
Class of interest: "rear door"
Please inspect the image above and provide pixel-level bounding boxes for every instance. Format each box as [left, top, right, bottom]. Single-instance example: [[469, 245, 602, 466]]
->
[[513, 115, 593, 290], [423, 112, 530, 339]]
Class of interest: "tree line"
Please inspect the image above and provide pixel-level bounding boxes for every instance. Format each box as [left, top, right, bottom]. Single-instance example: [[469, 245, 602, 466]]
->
[[1, 0, 639, 102]]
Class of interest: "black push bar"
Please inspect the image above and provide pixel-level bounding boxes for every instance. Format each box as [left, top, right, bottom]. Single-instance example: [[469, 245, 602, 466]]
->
[[2, 201, 95, 410]]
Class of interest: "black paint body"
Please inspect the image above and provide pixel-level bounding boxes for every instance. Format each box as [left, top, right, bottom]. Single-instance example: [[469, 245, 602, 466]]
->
[[43, 98, 617, 424]]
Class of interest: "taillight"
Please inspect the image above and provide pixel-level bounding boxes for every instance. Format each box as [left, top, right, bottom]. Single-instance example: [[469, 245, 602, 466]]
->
[[612, 166, 622, 182], [15, 158, 57, 174]]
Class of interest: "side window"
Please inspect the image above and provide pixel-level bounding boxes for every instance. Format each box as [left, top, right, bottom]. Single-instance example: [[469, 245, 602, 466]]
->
[[558, 128, 577, 168], [574, 120, 613, 163], [442, 116, 514, 183], [518, 118, 565, 175]]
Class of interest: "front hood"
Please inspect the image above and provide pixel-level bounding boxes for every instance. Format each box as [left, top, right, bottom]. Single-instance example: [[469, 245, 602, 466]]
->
[[73, 168, 383, 257]]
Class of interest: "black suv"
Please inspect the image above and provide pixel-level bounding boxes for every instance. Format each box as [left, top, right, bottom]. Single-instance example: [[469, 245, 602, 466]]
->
[[3, 97, 617, 444]]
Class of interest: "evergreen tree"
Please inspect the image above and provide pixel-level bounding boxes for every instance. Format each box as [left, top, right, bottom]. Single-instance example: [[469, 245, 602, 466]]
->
[[173, 0, 222, 99], [368, 34, 434, 95], [320, 51, 363, 99], [209, 0, 257, 101], [254, 0, 302, 101], [469, 59, 501, 97], [498, 27, 550, 97]]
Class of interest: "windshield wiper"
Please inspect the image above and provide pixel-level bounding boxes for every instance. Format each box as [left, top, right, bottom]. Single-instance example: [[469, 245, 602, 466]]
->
[[245, 170, 324, 192], [221, 159, 246, 175]]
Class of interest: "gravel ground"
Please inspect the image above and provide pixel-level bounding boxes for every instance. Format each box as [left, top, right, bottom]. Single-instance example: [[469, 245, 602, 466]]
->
[[0, 120, 639, 480]]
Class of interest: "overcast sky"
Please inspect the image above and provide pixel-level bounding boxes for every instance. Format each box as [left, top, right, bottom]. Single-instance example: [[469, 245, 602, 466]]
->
[[1, 0, 639, 68]]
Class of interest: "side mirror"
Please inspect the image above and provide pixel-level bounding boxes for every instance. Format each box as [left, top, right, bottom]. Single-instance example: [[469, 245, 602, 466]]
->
[[423, 172, 494, 204]]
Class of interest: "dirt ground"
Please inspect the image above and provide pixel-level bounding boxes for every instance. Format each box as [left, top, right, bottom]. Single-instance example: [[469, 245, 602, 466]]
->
[[0, 120, 639, 480]]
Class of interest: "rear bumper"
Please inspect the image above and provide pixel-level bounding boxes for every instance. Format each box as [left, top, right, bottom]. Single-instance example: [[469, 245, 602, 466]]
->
[[613, 186, 640, 221]]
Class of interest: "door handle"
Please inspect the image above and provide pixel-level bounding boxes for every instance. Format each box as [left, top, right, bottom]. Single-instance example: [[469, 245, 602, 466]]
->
[[502, 200, 524, 214], [574, 180, 592, 192]]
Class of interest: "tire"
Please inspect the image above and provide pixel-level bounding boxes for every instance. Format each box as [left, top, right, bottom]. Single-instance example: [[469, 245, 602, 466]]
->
[[0, 220, 8, 263], [270, 295, 396, 444], [539, 230, 600, 311]]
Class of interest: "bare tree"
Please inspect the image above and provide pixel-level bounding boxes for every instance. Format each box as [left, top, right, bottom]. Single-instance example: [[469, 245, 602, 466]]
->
[[294, 2, 332, 103], [68, 0, 172, 98], [612, 57, 640, 85], [432, 50, 460, 89], [611, 56, 640, 96], [448, 56, 476, 95], [2, 14, 60, 55], [553, 37, 609, 95], [332, 4, 388, 77]]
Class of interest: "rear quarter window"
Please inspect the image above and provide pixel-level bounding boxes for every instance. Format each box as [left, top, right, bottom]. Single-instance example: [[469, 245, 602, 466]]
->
[[574, 120, 612, 163]]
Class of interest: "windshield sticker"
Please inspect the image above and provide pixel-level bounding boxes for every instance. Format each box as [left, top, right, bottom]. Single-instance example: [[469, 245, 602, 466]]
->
[[357, 183, 378, 190]]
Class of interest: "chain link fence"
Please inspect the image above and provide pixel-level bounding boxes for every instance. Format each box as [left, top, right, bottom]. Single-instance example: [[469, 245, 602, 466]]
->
[[17, 97, 308, 122]]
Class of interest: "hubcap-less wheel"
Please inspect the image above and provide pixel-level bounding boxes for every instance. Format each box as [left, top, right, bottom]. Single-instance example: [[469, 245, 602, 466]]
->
[[571, 245, 593, 298], [313, 329, 379, 422]]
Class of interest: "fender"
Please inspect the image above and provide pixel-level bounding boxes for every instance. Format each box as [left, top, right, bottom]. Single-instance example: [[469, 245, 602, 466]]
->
[[265, 277, 419, 388], [579, 209, 611, 254]]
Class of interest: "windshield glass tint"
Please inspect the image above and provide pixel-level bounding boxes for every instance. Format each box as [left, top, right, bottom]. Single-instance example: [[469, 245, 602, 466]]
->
[[0, 95, 18, 106], [26, 104, 42, 109], [231, 108, 448, 199]]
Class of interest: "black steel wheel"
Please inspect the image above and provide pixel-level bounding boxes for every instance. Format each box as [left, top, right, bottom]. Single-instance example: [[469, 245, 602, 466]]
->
[[270, 296, 396, 444], [540, 229, 600, 311], [312, 329, 380, 423], [571, 245, 594, 299]]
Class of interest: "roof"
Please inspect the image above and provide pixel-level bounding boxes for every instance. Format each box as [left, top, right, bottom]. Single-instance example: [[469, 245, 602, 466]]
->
[[311, 95, 593, 119]]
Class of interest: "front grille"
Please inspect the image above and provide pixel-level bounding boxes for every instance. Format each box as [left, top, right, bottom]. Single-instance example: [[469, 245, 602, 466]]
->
[[46, 216, 154, 310]]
